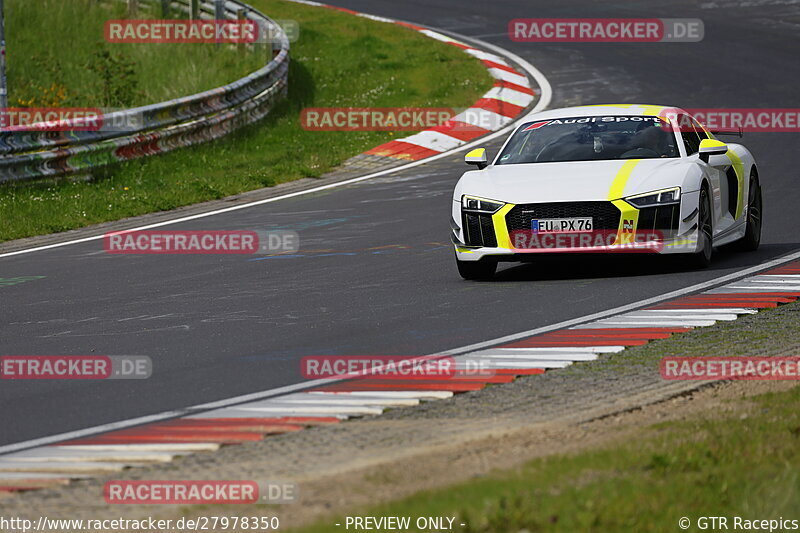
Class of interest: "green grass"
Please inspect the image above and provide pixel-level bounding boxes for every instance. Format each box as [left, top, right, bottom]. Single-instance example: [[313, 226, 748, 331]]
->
[[8, 0, 265, 107], [290, 385, 800, 533], [0, 0, 493, 242]]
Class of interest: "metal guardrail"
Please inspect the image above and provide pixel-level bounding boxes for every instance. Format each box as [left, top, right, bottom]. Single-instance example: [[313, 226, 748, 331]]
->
[[0, 0, 289, 182]]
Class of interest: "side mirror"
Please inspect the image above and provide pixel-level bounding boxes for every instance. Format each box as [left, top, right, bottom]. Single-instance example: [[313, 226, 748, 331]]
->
[[465, 148, 488, 170], [698, 139, 728, 163]]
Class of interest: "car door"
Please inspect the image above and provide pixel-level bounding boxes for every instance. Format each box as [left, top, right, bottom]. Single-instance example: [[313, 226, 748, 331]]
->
[[678, 114, 727, 236], [691, 116, 740, 234]]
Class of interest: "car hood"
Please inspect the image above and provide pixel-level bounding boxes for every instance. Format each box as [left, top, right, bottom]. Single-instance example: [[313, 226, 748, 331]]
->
[[455, 158, 691, 204]]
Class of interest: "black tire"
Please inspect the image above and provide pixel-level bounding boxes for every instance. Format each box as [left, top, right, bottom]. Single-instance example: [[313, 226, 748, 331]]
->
[[683, 186, 713, 269], [456, 255, 497, 281], [731, 172, 762, 252]]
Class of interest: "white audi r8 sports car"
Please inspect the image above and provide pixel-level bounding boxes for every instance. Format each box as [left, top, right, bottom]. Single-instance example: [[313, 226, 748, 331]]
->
[[451, 104, 762, 280]]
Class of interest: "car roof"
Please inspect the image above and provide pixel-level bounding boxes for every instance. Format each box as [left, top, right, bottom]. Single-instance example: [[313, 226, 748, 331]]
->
[[520, 104, 688, 122]]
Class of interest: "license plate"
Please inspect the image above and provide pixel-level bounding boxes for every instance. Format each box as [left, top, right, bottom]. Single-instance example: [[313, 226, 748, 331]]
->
[[531, 217, 594, 233]]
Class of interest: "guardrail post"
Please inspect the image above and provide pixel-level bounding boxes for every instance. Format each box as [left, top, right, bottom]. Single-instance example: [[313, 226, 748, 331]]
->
[[190, 0, 199, 19], [214, 0, 225, 19], [161, 0, 170, 17], [259, 20, 269, 60], [271, 24, 283, 60], [237, 7, 247, 53], [127, 0, 138, 18], [214, 0, 224, 48]]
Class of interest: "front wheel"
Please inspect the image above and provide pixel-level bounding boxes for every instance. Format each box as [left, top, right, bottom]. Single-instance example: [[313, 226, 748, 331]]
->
[[683, 186, 713, 269], [732, 172, 762, 252], [456, 255, 497, 281]]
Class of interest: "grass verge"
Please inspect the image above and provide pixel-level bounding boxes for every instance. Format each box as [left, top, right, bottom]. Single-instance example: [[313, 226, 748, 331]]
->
[[1, 0, 494, 242], [290, 384, 800, 533]]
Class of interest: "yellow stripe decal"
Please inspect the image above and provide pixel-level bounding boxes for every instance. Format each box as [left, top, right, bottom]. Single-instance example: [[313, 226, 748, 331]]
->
[[665, 238, 698, 248], [727, 149, 746, 219], [638, 105, 665, 116], [492, 203, 516, 249], [608, 159, 641, 200], [612, 199, 640, 245]]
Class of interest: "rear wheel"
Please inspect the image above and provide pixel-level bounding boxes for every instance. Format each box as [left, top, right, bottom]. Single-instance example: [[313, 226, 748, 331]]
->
[[684, 186, 713, 269], [456, 255, 497, 281], [732, 172, 762, 252]]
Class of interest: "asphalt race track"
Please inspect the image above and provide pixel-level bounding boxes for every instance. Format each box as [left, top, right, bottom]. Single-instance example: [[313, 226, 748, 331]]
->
[[1, 0, 799, 446]]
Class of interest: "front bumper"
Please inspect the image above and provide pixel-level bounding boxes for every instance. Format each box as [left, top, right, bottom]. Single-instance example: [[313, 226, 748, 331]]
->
[[452, 194, 702, 262]]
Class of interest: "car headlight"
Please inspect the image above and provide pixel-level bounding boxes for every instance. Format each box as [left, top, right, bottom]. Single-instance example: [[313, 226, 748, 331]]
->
[[625, 187, 681, 208], [462, 195, 504, 214]]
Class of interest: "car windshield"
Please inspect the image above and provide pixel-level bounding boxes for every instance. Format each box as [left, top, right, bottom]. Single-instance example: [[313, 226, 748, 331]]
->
[[495, 115, 680, 165]]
